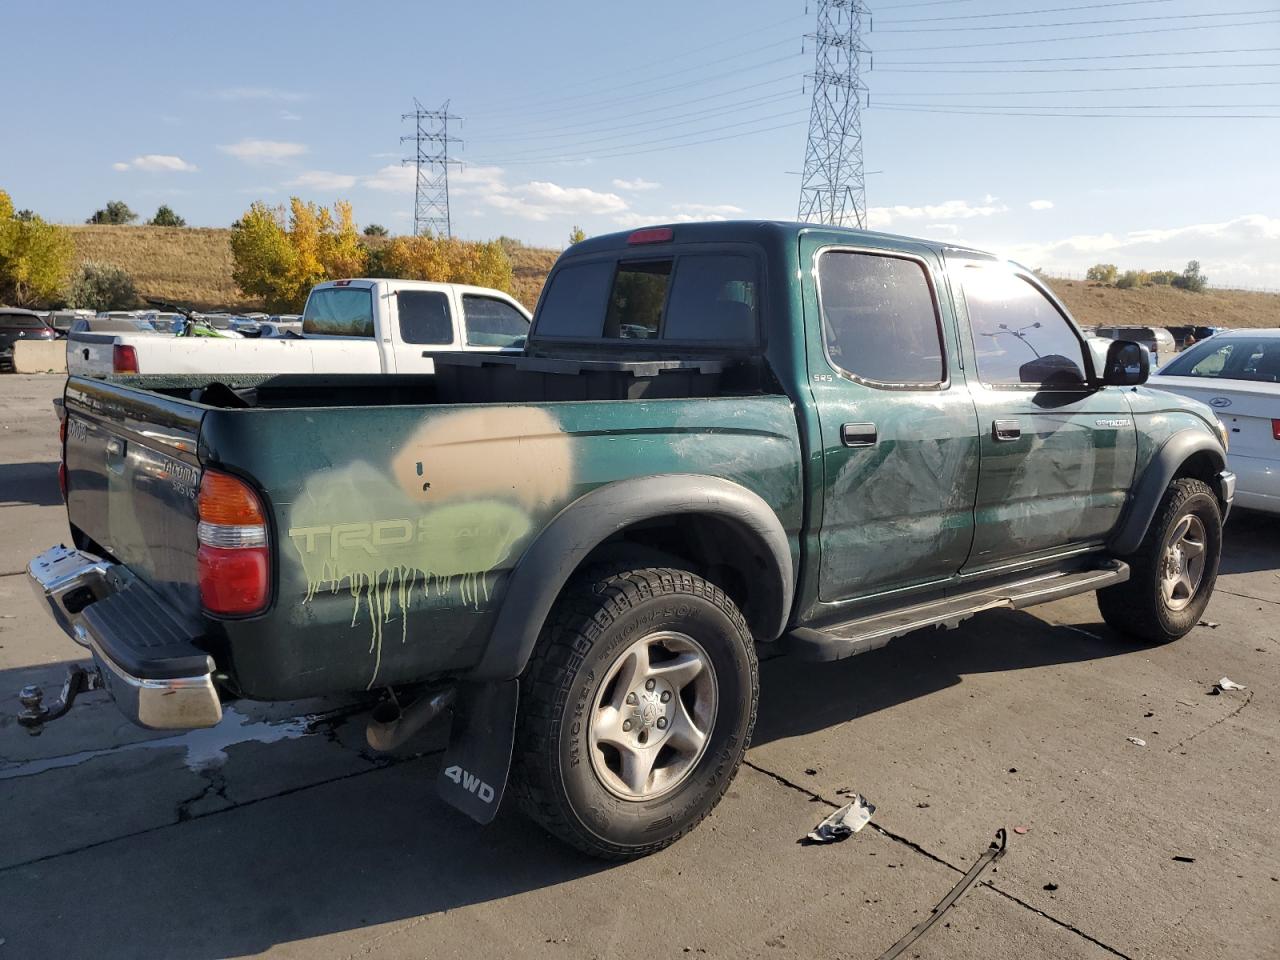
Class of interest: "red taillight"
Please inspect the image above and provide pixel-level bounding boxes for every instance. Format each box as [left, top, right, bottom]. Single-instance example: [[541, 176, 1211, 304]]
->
[[197, 469, 269, 615], [1272, 419, 1280, 441], [113, 344, 139, 373], [627, 227, 673, 245]]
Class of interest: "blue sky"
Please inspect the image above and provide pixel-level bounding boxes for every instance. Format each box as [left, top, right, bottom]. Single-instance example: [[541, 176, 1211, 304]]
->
[[5, 0, 1279, 285]]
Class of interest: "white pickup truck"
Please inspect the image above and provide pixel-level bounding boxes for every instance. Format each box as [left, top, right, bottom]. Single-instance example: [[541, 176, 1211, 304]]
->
[[66, 279, 531, 377]]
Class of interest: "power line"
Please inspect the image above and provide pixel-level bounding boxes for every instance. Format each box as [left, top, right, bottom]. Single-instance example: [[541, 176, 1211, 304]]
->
[[881, 100, 1280, 108], [874, 104, 1280, 117], [877, 61, 1280, 72], [873, 7, 1280, 32], [870, 79, 1280, 95], [876, 46, 1280, 65], [874, 16, 1280, 50], [878, 0, 1174, 24], [401, 99, 461, 238]]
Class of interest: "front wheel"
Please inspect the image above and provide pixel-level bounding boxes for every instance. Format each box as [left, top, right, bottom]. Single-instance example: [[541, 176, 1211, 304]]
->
[[513, 567, 758, 859], [1097, 477, 1223, 643]]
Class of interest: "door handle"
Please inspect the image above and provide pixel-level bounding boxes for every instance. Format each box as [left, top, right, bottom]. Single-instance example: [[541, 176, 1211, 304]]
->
[[841, 422, 878, 447], [992, 419, 1022, 441]]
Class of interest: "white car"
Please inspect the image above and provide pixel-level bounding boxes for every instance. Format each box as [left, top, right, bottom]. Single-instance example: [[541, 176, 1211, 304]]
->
[[1150, 329, 1280, 514]]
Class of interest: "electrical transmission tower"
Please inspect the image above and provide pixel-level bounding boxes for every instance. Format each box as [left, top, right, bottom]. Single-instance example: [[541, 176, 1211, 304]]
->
[[401, 99, 462, 237], [797, 1, 870, 229]]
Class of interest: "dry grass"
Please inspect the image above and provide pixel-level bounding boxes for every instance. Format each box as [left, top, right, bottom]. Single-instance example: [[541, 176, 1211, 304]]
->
[[69, 226, 246, 310], [1046, 278, 1280, 330], [64, 227, 1280, 328]]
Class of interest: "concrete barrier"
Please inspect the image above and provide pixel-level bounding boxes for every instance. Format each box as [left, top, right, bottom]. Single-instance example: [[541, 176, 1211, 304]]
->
[[12, 340, 67, 374]]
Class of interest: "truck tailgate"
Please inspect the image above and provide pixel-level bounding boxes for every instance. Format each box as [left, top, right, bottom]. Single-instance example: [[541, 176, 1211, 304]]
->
[[66, 333, 117, 376], [64, 377, 205, 623]]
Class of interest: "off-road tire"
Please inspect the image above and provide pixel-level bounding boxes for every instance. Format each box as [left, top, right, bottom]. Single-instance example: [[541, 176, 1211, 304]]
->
[[1097, 478, 1222, 643], [512, 567, 758, 860]]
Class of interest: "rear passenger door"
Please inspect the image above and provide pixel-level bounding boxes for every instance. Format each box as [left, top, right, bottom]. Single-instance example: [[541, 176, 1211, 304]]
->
[[802, 237, 981, 606], [947, 255, 1137, 573]]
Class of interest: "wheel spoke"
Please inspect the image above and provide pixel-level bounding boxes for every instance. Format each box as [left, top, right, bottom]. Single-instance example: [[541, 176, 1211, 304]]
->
[[1170, 514, 1192, 547], [618, 742, 660, 795], [1181, 537, 1205, 559], [1162, 574, 1178, 603], [647, 651, 704, 691], [593, 705, 627, 748], [1176, 571, 1195, 600], [665, 695, 708, 756], [608, 644, 649, 710]]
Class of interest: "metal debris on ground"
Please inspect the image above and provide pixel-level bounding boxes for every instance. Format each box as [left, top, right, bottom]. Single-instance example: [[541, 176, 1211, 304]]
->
[[1213, 677, 1246, 694], [800, 795, 875, 844], [874, 829, 1008, 960], [1126, 737, 1147, 747]]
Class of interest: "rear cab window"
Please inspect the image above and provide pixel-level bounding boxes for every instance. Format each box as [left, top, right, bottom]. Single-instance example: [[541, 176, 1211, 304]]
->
[[303, 286, 374, 337], [535, 248, 760, 346]]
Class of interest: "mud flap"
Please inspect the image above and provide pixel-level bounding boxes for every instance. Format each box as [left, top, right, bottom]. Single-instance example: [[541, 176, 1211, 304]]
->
[[436, 679, 518, 824]]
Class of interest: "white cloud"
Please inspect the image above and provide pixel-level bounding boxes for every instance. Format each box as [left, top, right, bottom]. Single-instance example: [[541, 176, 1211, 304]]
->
[[279, 110, 302, 122], [369, 151, 401, 159], [1000, 213, 1280, 288], [450, 165, 508, 196], [612, 177, 661, 191], [112, 154, 198, 173], [1029, 199, 1055, 211], [286, 170, 358, 191], [926, 223, 960, 236], [218, 139, 308, 164], [213, 87, 307, 102], [612, 212, 718, 228], [362, 164, 416, 193], [868, 197, 1008, 229], [487, 181, 628, 221], [672, 202, 744, 216]]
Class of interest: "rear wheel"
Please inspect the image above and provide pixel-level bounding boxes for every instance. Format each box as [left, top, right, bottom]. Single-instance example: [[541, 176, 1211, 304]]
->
[[1097, 478, 1222, 643], [513, 567, 757, 859]]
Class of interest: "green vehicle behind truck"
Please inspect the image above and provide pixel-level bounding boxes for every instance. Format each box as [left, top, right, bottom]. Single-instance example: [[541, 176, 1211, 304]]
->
[[24, 220, 1234, 858]]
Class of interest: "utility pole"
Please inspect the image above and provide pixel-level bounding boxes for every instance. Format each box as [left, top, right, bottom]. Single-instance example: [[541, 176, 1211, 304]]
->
[[797, 1, 870, 229], [401, 99, 462, 238]]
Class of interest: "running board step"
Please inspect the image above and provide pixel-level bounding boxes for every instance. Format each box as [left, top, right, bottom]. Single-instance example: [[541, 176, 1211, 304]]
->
[[784, 561, 1129, 663]]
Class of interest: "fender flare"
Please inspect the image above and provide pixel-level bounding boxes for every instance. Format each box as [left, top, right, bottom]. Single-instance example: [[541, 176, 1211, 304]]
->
[[469, 474, 795, 681], [1110, 428, 1226, 555]]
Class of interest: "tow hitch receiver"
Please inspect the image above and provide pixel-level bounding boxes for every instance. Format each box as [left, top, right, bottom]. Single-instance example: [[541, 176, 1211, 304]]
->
[[18, 664, 103, 735]]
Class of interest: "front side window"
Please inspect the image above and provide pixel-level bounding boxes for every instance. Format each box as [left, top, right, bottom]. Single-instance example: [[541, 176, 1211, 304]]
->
[[398, 291, 452, 345], [818, 250, 945, 385], [463, 296, 529, 347], [303, 287, 374, 337], [960, 267, 1087, 387]]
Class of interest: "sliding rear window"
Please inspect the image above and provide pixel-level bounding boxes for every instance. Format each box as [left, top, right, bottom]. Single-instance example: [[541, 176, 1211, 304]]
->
[[536, 251, 759, 344]]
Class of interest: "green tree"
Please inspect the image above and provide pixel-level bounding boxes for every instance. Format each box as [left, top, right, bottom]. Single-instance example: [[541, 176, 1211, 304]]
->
[[86, 201, 138, 225], [1085, 263, 1118, 285], [363, 223, 389, 237], [147, 205, 186, 227], [568, 225, 587, 245], [1173, 259, 1207, 293], [67, 261, 137, 311], [1115, 269, 1150, 289], [14, 209, 36, 222], [0, 189, 75, 306]]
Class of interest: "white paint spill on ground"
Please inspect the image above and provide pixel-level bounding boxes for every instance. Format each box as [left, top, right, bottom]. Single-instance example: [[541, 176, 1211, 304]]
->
[[0, 706, 316, 781]]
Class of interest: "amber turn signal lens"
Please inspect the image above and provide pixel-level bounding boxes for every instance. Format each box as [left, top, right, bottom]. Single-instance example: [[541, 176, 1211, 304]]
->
[[198, 470, 266, 526]]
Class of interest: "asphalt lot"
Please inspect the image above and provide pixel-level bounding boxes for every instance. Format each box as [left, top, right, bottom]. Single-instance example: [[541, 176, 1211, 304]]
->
[[1, 372, 1277, 960]]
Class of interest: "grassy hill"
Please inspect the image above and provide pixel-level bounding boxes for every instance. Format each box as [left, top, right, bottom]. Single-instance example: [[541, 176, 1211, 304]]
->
[[68, 225, 1278, 328]]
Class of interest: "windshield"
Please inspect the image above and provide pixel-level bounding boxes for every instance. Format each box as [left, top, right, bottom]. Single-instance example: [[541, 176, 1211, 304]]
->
[[303, 287, 374, 337], [1159, 337, 1280, 383]]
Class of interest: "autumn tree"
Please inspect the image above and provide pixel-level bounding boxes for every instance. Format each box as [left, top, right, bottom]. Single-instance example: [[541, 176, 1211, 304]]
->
[[147, 205, 186, 227], [568, 225, 587, 245], [0, 189, 74, 306], [229, 198, 368, 311], [379, 234, 513, 292], [86, 200, 137, 225]]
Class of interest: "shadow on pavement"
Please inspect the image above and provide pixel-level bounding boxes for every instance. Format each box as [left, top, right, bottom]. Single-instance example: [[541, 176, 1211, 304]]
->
[[0, 460, 62, 507], [1220, 508, 1280, 576]]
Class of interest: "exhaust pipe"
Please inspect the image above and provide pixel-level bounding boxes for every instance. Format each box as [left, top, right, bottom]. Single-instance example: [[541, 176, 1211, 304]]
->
[[366, 687, 456, 752]]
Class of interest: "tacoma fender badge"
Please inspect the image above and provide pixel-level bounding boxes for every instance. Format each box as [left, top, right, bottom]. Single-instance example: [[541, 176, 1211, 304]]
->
[[1094, 418, 1132, 428]]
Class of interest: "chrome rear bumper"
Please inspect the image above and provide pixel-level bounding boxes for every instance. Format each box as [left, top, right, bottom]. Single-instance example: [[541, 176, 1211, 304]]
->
[[27, 545, 222, 730]]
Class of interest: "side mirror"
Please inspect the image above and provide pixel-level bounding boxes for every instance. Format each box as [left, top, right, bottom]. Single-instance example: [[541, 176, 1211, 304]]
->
[[1088, 337, 1149, 386]]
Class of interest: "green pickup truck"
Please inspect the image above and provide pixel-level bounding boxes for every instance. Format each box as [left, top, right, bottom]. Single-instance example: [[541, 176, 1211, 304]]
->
[[25, 221, 1234, 858]]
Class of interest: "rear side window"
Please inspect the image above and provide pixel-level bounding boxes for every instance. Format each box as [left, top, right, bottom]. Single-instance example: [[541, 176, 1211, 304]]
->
[[537, 260, 615, 338], [818, 251, 945, 385], [463, 295, 529, 347], [664, 255, 758, 342], [303, 288, 374, 337], [398, 291, 453, 345], [0, 315, 47, 329], [605, 261, 670, 339], [1160, 338, 1280, 382], [960, 267, 1087, 387]]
